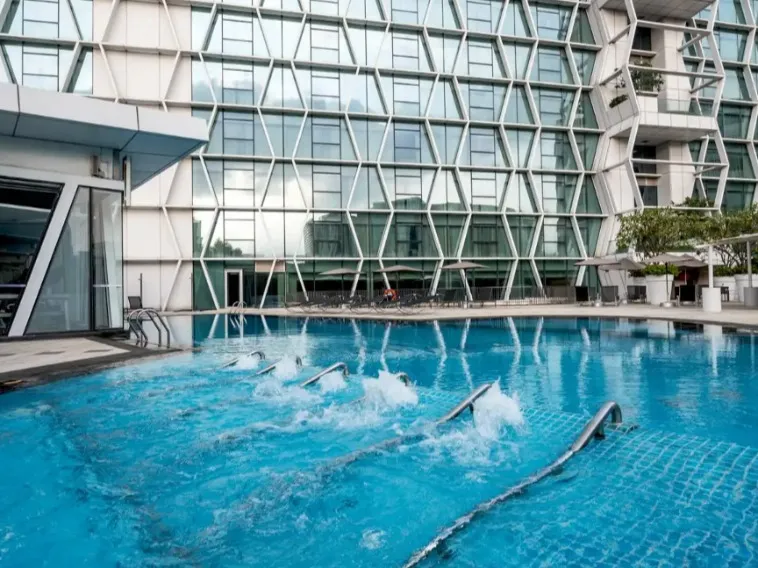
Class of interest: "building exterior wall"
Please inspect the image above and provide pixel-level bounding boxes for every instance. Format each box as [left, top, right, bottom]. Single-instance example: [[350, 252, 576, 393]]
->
[[2, 0, 756, 309]]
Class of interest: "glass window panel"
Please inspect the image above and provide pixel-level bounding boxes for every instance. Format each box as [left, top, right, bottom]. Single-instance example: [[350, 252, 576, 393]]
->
[[502, 42, 531, 79], [384, 213, 436, 257], [723, 67, 750, 100], [537, 217, 579, 257], [530, 2, 572, 40], [505, 129, 534, 168], [571, 10, 595, 45], [535, 132, 577, 170], [430, 124, 464, 164], [426, 0, 462, 29], [426, 34, 461, 73], [507, 215, 537, 256], [428, 170, 465, 211], [351, 119, 387, 161], [715, 29, 747, 61], [428, 79, 463, 119], [725, 143, 755, 178], [501, 0, 530, 37], [463, 216, 511, 257], [574, 92, 598, 129], [92, 189, 122, 329], [573, 50, 596, 85], [431, 214, 465, 256], [28, 186, 90, 333], [504, 85, 534, 124], [531, 46, 574, 84], [718, 104, 750, 138], [533, 88, 574, 127], [349, 167, 387, 209], [533, 174, 578, 213], [574, 133, 599, 169], [504, 173, 536, 213]]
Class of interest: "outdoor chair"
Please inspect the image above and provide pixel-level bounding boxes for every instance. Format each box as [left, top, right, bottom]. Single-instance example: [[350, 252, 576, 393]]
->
[[600, 285, 619, 305], [678, 285, 697, 304], [575, 286, 590, 305], [627, 286, 646, 303]]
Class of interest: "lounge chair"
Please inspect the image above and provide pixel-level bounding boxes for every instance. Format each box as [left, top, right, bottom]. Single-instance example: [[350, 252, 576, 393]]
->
[[600, 285, 619, 305], [575, 286, 590, 305]]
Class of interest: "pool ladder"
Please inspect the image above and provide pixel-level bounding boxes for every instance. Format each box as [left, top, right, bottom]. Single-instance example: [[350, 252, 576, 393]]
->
[[127, 309, 171, 348], [403, 401, 629, 567], [221, 350, 266, 369]]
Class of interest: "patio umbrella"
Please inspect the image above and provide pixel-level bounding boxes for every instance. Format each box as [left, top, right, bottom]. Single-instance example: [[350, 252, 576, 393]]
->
[[376, 264, 423, 292], [318, 267, 361, 296], [441, 261, 489, 300], [575, 257, 618, 266]]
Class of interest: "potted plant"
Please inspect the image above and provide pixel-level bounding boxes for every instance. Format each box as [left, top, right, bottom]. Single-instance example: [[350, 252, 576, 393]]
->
[[609, 60, 663, 110], [616, 206, 703, 305]]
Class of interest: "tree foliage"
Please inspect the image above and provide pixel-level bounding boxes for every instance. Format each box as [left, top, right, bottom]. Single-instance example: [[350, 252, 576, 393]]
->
[[616, 207, 695, 259], [617, 202, 758, 270]]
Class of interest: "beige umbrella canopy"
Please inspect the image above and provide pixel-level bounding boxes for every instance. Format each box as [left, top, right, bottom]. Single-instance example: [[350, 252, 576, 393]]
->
[[442, 261, 490, 297], [319, 267, 362, 276], [377, 264, 423, 291], [376, 264, 423, 274], [441, 261, 489, 271]]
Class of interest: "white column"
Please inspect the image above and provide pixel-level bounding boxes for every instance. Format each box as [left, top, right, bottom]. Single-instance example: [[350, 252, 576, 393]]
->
[[708, 245, 714, 288]]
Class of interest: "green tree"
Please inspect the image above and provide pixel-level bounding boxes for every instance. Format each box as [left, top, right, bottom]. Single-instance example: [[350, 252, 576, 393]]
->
[[616, 207, 693, 259], [708, 205, 758, 270]]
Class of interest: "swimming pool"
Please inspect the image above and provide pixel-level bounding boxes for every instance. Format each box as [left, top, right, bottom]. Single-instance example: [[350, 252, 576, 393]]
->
[[1, 316, 756, 566]]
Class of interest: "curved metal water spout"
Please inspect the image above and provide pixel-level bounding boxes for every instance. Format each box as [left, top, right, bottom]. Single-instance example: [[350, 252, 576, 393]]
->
[[436, 383, 494, 424], [403, 401, 626, 568], [300, 362, 349, 387], [255, 356, 303, 376], [221, 350, 265, 369], [395, 372, 412, 386]]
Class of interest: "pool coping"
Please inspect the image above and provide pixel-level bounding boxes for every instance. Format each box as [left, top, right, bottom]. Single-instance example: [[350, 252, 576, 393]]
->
[[173, 304, 758, 332], [0, 338, 185, 394]]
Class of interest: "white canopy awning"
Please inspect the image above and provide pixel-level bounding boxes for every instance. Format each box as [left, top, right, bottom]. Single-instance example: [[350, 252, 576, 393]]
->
[[0, 83, 208, 189]]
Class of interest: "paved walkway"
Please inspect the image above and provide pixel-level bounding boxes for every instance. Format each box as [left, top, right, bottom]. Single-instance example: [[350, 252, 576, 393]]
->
[[205, 303, 758, 329], [0, 337, 174, 391]]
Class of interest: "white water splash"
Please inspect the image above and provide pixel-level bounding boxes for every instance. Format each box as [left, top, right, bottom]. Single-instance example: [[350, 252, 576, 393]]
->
[[362, 371, 419, 410], [273, 357, 301, 380], [233, 354, 262, 370], [318, 371, 347, 393], [472, 382, 524, 440], [360, 529, 385, 550], [253, 378, 320, 406]]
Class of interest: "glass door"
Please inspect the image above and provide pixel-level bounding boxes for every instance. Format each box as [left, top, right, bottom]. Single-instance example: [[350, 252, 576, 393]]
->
[[92, 189, 124, 329]]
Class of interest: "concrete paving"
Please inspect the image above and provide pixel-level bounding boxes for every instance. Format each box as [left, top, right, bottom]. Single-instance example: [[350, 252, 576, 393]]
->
[[210, 303, 758, 330], [0, 337, 176, 391]]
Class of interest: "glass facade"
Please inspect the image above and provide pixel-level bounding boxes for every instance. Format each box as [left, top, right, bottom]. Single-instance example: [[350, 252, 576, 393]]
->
[[187, 0, 604, 306], [3, 0, 757, 309]]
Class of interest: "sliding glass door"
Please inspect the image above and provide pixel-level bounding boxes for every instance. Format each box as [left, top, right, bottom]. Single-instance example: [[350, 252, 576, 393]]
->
[[27, 186, 123, 335], [92, 189, 123, 329]]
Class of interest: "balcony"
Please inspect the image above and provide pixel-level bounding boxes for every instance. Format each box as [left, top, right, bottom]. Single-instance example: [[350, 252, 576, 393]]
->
[[602, 65, 720, 144], [598, 0, 713, 20]]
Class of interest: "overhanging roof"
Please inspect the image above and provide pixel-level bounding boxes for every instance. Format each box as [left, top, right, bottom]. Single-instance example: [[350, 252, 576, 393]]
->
[[0, 83, 208, 189], [698, 233, 758, 247]]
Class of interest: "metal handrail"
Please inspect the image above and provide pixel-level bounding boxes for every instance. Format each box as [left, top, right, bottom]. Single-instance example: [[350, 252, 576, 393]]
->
[[127, 308, 171, 348], [128, 318, 147, 346], [300, 362, 349, 387], [221, 350, 266, 369], [403, 401, 626, 568], [255, 356, 304, 376], [436, 383, 494, 424]]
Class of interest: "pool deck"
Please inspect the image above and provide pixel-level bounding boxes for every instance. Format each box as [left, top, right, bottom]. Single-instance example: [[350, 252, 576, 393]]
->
[[0, 337, 178, 392], [207, 303, 758, 330]]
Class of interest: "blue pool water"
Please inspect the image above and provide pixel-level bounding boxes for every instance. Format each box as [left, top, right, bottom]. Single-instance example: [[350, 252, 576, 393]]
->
[[1, 316, 757, 566]]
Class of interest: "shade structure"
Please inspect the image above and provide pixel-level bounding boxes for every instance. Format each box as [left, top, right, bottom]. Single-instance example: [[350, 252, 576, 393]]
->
[[646, 253, 691, 265], [377, 265, 423, 273], [676, 255, 708, 268], [319, 267, 362, 276], [440, 261, 489, 271]]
